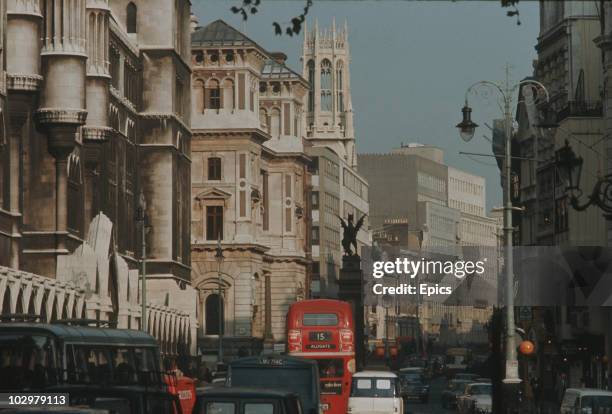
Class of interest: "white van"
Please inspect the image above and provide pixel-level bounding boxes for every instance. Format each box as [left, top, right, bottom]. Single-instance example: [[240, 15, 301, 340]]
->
[[561, 388, 612, 414], [348, 371, 403, 414]]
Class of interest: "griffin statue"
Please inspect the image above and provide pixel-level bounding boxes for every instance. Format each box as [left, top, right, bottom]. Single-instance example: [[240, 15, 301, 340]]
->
[[338, 213, 367, 256]]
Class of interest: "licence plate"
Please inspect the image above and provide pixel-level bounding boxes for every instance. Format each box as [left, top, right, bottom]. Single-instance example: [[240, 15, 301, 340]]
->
[[309, 331, 331, 341]]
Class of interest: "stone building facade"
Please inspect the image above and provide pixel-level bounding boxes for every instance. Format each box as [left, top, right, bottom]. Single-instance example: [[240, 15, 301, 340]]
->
[[0, 0, 197, 355], [190, 20, 310, 358], [302, 20, 370, 298]]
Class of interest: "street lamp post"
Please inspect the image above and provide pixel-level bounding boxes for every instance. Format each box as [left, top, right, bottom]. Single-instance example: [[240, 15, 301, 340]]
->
[[215, 236, 225, 368], [136, 191, 147, 332], [456, 69, 550, 406]]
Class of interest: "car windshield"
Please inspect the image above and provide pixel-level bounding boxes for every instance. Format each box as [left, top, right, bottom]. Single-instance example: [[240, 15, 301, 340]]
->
[[581, 395, 612, 411], [351, 377, 397, 398], [469, 385, 492, 395], [204, 402, 236, 414], [0, 334, 58, 390]]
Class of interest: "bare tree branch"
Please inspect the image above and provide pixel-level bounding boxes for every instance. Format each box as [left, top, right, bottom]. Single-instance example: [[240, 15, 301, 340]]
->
[[231, 0, 313, 36]]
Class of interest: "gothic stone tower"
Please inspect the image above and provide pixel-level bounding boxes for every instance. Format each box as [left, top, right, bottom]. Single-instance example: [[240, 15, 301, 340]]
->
[[302, 19, 356, 167]]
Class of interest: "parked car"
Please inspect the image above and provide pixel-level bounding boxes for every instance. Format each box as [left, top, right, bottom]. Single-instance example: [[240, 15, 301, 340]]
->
[[397, 367, 425, 382], [456, 382, 492, 414], [440, 379, 473, 409], [560, 388, 612, 414], [194, 386, 304, 414], [348, 371, 403, 414], [399, 377, 429, 403], [454, 373, 480, 382]]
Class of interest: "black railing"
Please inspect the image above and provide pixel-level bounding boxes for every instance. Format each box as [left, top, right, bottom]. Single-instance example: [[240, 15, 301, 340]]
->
[[557, 100, 603, 120]]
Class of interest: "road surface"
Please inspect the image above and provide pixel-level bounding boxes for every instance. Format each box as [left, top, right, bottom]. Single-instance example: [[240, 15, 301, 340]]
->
[[404, 376, 456, 414]]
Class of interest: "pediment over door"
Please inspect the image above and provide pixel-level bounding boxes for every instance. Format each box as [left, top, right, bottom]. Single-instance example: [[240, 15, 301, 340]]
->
[[195, 187, 232, 201]]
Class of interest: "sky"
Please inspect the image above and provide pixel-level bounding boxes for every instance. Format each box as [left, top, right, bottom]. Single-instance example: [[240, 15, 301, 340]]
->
[[191, 0, 541, 210]]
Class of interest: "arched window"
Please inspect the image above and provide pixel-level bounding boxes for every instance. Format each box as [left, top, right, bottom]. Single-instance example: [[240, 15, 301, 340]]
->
[[205, 294, 224, 335], [307, 60, 315, 112], [336, 61, 344, 112], [194, 79, 204, 113], [222, 78, 235, 110], [320, 59, 332, 111], [126, 2, 137, 34], [259, 108, 268, 130], [206, 79, 221, 110], [270, 108, 281, 138]]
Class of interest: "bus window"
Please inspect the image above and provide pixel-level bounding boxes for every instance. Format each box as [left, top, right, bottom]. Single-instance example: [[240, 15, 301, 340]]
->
[[244, 403, 275, 414], [79, 347, 112, 384], [206, 402, 236, 414], [303, 313, 338, 326], [0, 334, 57, 390], [111, 348, 136, 385], [134, 347, 161, 385], [66, 345, 92, 384], [316, 359, 344, 379]]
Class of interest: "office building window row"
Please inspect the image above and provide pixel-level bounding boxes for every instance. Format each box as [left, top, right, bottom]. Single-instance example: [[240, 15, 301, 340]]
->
[[417, 172, 446, 193], [343, 168, 368, 199]]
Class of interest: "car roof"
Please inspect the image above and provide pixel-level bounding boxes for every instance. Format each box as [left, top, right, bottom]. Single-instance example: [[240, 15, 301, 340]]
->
[[399, 367, 423, 372], [197, 386, 299, 398], [1, 409, 107, 413], [353, 371, 397, 378], [565, 388, 612, 396], [467, 382, 492, 387]]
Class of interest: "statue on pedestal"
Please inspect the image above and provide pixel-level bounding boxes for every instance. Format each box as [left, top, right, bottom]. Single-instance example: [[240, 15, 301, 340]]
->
[[338, 213, 367, 256]]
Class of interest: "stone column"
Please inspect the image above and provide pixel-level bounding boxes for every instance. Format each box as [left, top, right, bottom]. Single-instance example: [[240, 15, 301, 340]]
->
[[263, 273, 274, 348], [6, 110, 28, 268], [35, 0, 88, 260]]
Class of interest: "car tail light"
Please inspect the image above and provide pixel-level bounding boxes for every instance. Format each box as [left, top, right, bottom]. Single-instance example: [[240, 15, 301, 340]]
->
[[340, 329, 354, 352], [288, 329, 302, 352]]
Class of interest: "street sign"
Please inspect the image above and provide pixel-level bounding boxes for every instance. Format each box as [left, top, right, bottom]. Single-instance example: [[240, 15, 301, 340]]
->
[[518, 306, 532, 321]]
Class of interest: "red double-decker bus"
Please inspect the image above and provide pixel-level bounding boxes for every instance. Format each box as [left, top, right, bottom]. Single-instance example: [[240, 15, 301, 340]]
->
[[287, 299, 355, 414]]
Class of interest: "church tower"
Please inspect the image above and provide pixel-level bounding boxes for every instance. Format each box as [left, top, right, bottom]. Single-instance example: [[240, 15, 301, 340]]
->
[[302, 19, 356, 167]]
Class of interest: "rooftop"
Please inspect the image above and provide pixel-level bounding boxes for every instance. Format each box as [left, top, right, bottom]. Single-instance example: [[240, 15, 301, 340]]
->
[[191, 19, 259, 48]]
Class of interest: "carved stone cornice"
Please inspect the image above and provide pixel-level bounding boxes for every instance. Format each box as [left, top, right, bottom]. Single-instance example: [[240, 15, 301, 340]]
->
[[35, 109, 87, 126], [139, 112, 191, 133], [7, 74, 42, 92], [82, 126, 112, 143]]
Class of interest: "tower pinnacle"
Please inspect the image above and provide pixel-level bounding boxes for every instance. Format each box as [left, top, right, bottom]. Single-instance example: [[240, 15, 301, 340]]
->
[[302, 18, 356, 167]]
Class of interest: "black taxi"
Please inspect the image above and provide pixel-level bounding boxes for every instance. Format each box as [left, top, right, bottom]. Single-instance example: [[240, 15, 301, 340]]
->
[[194, 387, 303, 414]]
